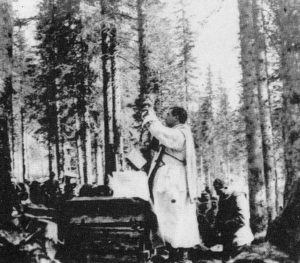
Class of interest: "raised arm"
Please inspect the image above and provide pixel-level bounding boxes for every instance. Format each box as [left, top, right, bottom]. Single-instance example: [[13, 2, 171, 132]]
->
[[143, 109, 185, 150]]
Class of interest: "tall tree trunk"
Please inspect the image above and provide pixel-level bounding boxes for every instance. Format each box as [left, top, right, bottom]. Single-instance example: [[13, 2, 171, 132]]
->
[[49, 87, 60, 179], [179, 0, 189, 109], [21, 107, 26, 182], [101, 0, 115, 182], [75, 112, 84, 184], [48, 134, 53, 174], [81, 121, 88, 184], [57, 101, 64, 177], [260, 0, 280, 213], [9, 90, 14, 178], [78, 108, 88, 184], [97, 140, 104, 185], [0, 0, 14, 178], [46, 78, 60, 178], [92, 133, 98, 184], [85, 113, 93, 184], [0, 117, 13, 221], [93, 132, 104, 185], [110, 26, 121, 164], [49, 1, 60, 180], [137, 0, 148, 97], [54, 98, 61, 180], [60, 126, 65, 176], [238, 0, 267, 233], [0, 0, 13, 221], [278, 0, 300, 205], [252, 0, 277, 221]]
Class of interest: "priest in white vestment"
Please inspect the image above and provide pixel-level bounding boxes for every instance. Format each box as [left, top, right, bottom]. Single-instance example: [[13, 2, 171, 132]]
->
[[143, 106, 204, 262]]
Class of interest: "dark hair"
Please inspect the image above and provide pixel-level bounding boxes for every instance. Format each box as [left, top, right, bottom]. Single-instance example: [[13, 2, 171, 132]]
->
[[213, 178, 227, 189], [170, 107, 187, 124]]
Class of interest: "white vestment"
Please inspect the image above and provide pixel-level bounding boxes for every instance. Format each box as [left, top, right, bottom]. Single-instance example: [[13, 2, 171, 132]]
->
[[147, 121, 202, 248]]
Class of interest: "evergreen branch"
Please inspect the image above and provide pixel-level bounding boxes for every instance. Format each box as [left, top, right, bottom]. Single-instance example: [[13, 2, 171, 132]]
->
[[116, 12, 137, 21], [117, 55, 139, 69], [14, 16, 38, 27], [198, 0, 225, 28]]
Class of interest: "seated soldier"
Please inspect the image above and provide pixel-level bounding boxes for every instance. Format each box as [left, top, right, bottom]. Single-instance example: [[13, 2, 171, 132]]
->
[[197, 198, 211, 247], [30, 181, 44, 204], [213, 179, 254, 261], [205, 196, 219, 247], [42, 172, 61, 207], [206, 196, 218, 227], [197, 194, 218, 248], [63, 175, 77, 200]]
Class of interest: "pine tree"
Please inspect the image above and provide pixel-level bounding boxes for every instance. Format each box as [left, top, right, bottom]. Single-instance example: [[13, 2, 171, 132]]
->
[[100, 0, 116, 181], [278, 0, 300, 205], [0, 0, 14, 222], [13, 27, 29, 182], [194, 66, 214, 188], [0, 0, 14, 174], [32, 0, 96, 183], [215, 77, 231, 180], [252, 0, 277, 221], [34, 0, 61, 178], [174, 0, 197, 109], [238, 0, 268, 233]]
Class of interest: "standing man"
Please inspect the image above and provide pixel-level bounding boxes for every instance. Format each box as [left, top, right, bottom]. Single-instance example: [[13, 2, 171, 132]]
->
[[43, 171, 61, 207], [143, 105, 203, 263], [213, 178, 254, 261]]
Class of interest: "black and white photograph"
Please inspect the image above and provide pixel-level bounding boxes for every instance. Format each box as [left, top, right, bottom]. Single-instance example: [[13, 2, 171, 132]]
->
[[0, 0, 299, 262]]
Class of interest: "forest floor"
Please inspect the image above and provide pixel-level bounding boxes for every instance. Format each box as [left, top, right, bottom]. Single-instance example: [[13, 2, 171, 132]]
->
[[193, 242, 294, 263]]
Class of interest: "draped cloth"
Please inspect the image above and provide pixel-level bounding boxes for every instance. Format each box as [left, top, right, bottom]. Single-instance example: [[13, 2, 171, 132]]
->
[[144, 115, 202, 248], [176, 124, 198, 202]]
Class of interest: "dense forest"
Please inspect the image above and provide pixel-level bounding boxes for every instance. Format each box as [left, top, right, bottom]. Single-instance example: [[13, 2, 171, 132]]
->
[[1, 0, 300, 261]]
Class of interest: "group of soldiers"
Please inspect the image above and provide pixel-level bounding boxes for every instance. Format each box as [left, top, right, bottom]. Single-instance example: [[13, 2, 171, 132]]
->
[[13, 172, 77, 209], [12, 172, 115, 210]]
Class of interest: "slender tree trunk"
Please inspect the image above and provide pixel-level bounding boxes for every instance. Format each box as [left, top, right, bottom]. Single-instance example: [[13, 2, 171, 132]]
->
[[54, 98, 61, 179], [110, 26, 121, 162], [79, 111, 88, 184], [101, 0, 115, 182], [278, 0, 300, 205], [85, 113, 93, 184], [137, 0, 148, 97], [55, 124, 60, 179], [57, 100, 64, 177], [48, 134, 53, 174], [21, 107, 26, 182], [60, 127, 65, 176], [260, 0, 280, 214], [75, 113, 83, 184], [97, 142, 104, 185], [93, 133, 98, 184], [179, 0, 189, 109], [46, 80, 60, 178], [81, 122, 88, 184], [238, 0, 267, 233], [49, 1, 60, 180], [9, 91, 14, 178], [252, 0, 277, 221]]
